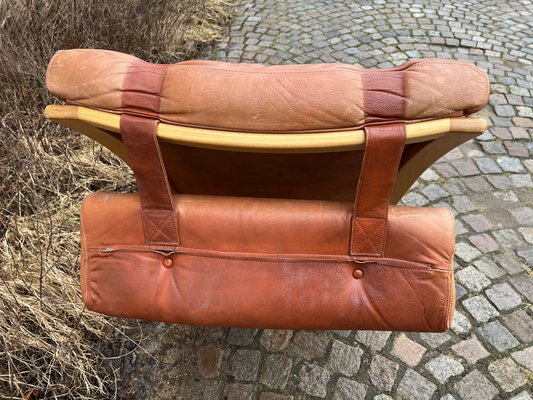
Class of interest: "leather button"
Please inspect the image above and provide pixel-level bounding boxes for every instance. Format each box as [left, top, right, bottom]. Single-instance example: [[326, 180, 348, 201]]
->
[[163, 258, 173, 268], [353, 269, 364, 279]]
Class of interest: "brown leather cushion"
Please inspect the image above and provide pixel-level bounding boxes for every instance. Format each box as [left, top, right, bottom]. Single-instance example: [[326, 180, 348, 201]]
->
[[46, 49, 489, 133]]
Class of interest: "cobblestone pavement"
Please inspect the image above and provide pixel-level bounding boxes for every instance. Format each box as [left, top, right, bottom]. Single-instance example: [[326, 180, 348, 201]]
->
[[121, 1, 532, 399]]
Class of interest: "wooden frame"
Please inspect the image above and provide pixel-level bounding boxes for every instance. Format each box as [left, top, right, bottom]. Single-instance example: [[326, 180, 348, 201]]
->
[[44, 104, 487, 203]]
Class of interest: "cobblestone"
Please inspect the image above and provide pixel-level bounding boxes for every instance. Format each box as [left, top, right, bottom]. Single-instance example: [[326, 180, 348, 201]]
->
[[298, 363, 330, 398], [354, 331, 391, 351], [511, 347, 533, 371], [197, 346, 224, 379], [260, 330, 292, 351], [455, 266, 491, 292], [228, 328, 258, 346], [503, 310, 533, 343], [391, 334, 426, 367], [485, 283, 522, 311], [451, 311, 472, 334], [224, 383, 255, 400], [368, 354, 399, 392], [425, 355, 464, 384], [454, 370, 498, 400], [328, 340, 363, 376], [397, 369, 437, 400], [289, 331, 330, 360], [332, 377, 367, 400], [477, 321, 520, 352], [462, 295, 499, 323], [260, 354, 292, 390], [451, 335, 490, 364], [230, 349, 261, 382], [488, 358, 527, 392]]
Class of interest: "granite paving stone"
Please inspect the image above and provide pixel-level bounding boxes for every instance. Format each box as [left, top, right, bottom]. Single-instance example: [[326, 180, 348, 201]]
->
[[450, 311, 472, 335], [488, 358, 527, 392], [468, 233, 499, 253], [451, 335, 490, 364], [224, 383, 256, 400], [390, 334, 426, 367], [477, 321, 520, 352], [397, 369, 437, 400], [509, 274, 533, 303], [462, 214, 492, 232], [493, 229, 523, 248], [417, 332, 451, 349], [197, 346, 224, 379], [298, 363, 330, 398], [368, 354, 399, 392], [503, 309, 533, 343], [462, 295, 499, 323], [332, 377, 368, 400], [289, 331, 330, 360], [511, 347, 533, 372], [455, 266, 491, 292], [328, 340, 363, 377], [494, 253, 528, 275], [230, 349, 261, 382], [354, 331, 391, 352], [454, 242, 482, 263], [228, 328, 259, 346], [260, 330, 292, 351], [425, 355, 464, 384], [485, 282, 522, 311], [473, 258, 506, 279], [451, 195, 477, 213], [260, 354, 292, 390], [454, 370, 498, 400]]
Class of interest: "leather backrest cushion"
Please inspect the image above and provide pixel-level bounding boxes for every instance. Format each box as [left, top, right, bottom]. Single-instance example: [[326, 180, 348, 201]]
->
[[47, 49, 489, 133]]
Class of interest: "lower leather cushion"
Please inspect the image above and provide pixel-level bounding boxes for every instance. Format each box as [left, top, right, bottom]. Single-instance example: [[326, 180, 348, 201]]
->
[[80, 192, 455, 331], [46, 49, 489, 133]]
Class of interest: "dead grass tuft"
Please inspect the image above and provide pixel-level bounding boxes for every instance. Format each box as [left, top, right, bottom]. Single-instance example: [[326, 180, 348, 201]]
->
[[0, 0, 235, 398]]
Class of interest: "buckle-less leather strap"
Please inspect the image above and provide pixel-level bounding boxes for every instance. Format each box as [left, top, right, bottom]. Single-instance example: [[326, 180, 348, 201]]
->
[[120, 112, 404, 252], [350, 123, 406, 257], [120, 114, 179, 246]]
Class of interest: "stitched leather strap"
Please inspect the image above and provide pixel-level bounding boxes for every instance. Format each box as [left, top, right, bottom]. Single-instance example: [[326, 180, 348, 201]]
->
[[350, 123, 406, 257], [120, 114, 179, 246]]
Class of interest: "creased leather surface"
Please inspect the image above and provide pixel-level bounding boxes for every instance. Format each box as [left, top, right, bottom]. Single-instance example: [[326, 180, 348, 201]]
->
[[46, 49, 489, 133], [80, 192, 455, 331]]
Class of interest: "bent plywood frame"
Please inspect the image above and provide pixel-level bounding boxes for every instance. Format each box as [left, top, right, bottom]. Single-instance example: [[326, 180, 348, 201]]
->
[[44, 105, 486, 203], [45, 105, 487, 154]]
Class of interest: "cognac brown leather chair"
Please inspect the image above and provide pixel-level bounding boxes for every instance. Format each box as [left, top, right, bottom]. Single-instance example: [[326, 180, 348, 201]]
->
[[44, 49, 489, 202]]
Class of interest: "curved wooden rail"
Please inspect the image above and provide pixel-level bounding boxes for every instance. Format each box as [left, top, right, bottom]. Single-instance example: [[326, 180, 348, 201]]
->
[[45, 105, 487, 154]]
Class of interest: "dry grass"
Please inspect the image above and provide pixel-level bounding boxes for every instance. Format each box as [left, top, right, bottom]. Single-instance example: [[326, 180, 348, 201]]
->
[[0, 0, 235, 398]]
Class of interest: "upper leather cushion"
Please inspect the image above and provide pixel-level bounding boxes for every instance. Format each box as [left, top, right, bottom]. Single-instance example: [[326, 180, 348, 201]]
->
[[46, 49, 489, 133]]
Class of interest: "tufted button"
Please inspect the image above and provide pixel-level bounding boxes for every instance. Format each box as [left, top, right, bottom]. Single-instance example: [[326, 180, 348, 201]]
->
[[353, 269, 364, 279], [163, 258, 173, 268]]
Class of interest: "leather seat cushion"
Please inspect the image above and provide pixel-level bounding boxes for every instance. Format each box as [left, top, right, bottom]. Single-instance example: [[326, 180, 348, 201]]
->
[[47, 49, 489, 133]]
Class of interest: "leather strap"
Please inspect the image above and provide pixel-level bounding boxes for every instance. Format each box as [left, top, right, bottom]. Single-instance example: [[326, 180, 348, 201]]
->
[[119, 110, 403, 253], [350, 123, 406, 257], [120, 114, 179, 246]]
